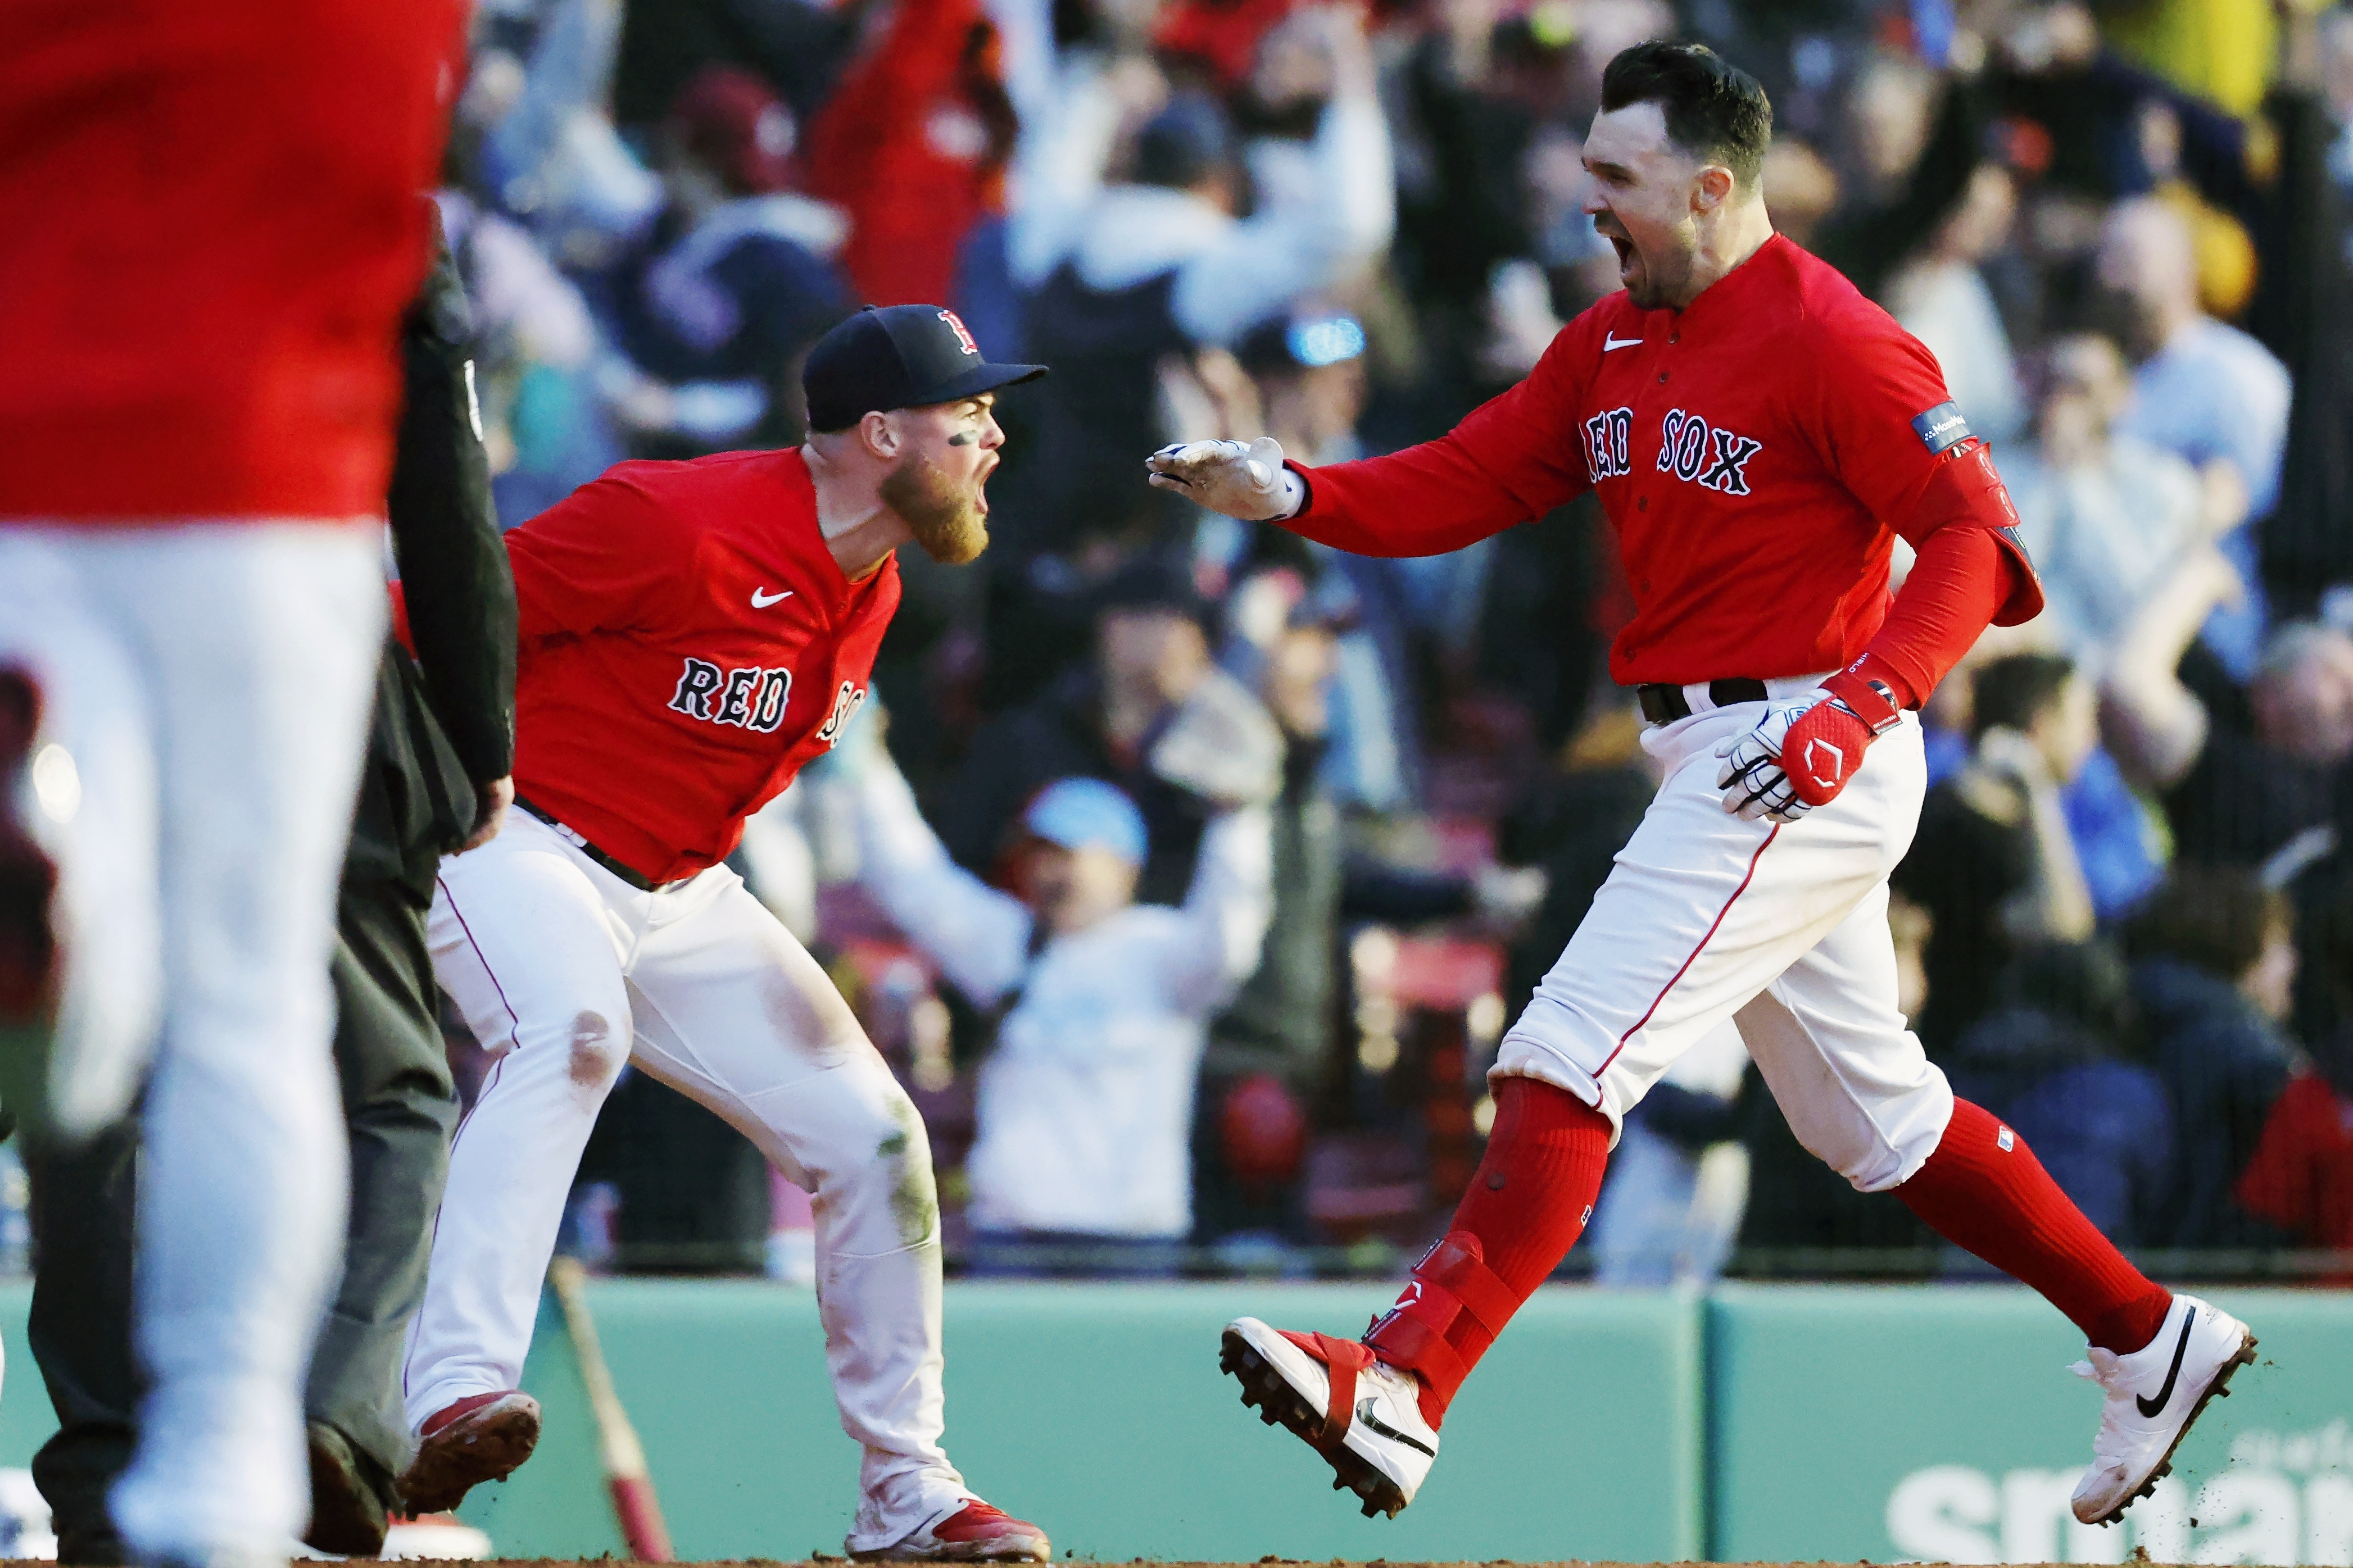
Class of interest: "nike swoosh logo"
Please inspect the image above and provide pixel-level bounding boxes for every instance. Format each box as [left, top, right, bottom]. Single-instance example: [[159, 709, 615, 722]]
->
[[1355, 1398, 1435, 1456], [1603, 334, 1644, 352], [751, 588, 793, 608], [2136, 1311, 2197, 1417]]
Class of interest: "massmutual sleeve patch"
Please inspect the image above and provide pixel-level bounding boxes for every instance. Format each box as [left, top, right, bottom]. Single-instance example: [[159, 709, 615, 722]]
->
[[1911, 401, 1973, 456]]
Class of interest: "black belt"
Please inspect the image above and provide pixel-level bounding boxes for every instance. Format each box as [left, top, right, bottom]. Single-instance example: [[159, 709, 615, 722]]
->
[[514, 797, 672, 892], [1636, 678, 1769, 725]]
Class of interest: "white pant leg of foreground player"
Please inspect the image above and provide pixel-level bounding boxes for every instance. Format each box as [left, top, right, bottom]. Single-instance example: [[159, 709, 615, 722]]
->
[[408, 811, 1047, 1560], [0, 524, 383, 1565], [1498, 684, 1946, 1160]]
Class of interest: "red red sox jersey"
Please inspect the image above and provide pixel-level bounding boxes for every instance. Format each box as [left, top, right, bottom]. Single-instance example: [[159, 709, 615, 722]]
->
[[0, 0, 462, 522], [1287, 234, 2007, 687], [501, 448, 897, 884]]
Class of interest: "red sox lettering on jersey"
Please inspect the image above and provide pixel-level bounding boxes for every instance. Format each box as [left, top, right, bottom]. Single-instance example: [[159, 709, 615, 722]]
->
[[497, 447, 894, 884], [1282, 234, 2038, 687], [670, 661, 794, 732]]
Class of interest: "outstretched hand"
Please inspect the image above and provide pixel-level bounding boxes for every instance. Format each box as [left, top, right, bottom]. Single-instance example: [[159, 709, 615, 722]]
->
[[1145, 435, 1306, 522]]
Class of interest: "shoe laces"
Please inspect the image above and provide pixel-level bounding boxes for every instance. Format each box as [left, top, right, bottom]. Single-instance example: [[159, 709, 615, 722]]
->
[[2069, 1348, 2141, 1468], [2069, 1346, 2128, 1393]]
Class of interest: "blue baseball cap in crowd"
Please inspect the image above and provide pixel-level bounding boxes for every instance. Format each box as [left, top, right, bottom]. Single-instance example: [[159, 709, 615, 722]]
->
[[803, 304, 1047, 433], [1022, 778, 1148, 865]]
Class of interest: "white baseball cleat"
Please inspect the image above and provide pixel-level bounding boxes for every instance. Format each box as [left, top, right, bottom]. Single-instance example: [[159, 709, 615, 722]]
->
[[2070, 1292, 2258, 1525], [1219, 1316, 1439, 1519]]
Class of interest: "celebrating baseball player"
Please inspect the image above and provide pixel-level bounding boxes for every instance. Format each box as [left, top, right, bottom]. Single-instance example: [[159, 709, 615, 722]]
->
[[1149, 42, 2255, 1531], [397, 304, 1054, 1562]]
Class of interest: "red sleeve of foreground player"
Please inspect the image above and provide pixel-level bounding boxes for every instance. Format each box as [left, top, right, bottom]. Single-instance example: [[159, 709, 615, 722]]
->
[[506, 449, 899, 883], [1849, 528, 2017, 710], [1281, 307, 1604, 557]]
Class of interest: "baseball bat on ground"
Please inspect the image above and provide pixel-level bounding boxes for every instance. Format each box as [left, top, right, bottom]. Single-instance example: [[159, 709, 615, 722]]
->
[[548, 1256, 674, 1561]]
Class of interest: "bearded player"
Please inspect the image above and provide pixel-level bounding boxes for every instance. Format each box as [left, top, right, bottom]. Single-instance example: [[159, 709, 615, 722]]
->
[[1149, 43, 2255, 1532], [396, 306, 1053, 1561]]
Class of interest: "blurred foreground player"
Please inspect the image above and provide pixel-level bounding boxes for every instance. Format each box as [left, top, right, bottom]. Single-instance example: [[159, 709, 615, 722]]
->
[[0, 4, 461, 1564], [1151, 42, 2255, 1530], [23, 231, 519, 1562], [398, 307, 1055, 1562]]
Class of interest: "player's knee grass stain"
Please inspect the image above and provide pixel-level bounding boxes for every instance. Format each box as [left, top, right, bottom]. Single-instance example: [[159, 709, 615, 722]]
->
[[879, 1097, 940, 1247], [568, 1010, 617, 1088]]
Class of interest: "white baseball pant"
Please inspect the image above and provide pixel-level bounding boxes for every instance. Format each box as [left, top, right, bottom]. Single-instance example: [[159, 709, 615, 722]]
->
[[1498, 676, 1953, 1193], [408, 810, 969, 1548], [0, 522, 384, 1560]]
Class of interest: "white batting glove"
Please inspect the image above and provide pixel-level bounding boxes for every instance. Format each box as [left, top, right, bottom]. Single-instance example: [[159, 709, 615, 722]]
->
[[1712, 693, 1830, 823], [1144, 435, 1306, 521]]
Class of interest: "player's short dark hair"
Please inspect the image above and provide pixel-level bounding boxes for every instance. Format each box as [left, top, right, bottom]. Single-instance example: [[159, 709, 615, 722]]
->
[[1599, 41, 1772, 187], [1970, 652, 2076, 740]]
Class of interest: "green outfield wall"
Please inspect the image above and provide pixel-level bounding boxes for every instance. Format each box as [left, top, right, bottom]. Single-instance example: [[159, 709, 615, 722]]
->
[[454, 1281, 1706, 1563], [0, 1280, 2342, 1561], [1706, 1284, 2353, 1566]]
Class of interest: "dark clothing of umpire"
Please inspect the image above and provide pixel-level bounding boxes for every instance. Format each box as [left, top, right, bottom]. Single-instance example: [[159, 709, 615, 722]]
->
[[27, 231, 518, 1560]]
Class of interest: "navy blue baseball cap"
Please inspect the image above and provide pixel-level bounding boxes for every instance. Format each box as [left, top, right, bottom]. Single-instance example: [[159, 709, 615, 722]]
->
[[803, 304, 1047, 433]]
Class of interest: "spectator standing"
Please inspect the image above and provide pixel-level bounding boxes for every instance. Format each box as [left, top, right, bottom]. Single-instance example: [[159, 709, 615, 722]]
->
[[2235, 884, 2353, 1258], [802, 0, 1018, 310], [1896, 654, 2100, 1056], [606, 67, 855, 455], [434, 187, 624, 524], [1884, 162, 2029, 447], [996, 11, 1393, 577], [936, 558, 1281, 906], [855, 754, 1273, 1272], [1944, 942, 2174, 1248], [2165, 622, 2353, 869], [2002, 333, 2227, 669], [2097, 197, 2291, 680], [612, 0, 864, 131], [2128, 868, 2300, 1252], [1196, 571, 1514, 1246]]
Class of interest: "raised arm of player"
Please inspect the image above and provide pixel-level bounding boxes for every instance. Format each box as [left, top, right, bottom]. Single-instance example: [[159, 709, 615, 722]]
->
[[1146, 319, 1594, 556]]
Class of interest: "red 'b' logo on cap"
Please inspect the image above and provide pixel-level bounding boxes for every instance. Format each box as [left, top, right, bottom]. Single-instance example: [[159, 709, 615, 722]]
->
[[938, 310, 980, 356]]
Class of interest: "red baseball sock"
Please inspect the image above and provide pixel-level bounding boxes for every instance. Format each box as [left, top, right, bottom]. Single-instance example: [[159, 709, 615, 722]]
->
[[1363, 1076, 1612, 1426], [1896, 1098, 2171, 1353]]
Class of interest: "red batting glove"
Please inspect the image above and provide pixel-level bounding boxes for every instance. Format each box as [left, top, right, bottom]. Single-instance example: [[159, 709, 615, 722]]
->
[[1780, 663, 1905, 808]]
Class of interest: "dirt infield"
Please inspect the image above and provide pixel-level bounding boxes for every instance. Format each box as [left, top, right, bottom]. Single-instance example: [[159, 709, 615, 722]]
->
[[234, 1560, 2071, 1567]]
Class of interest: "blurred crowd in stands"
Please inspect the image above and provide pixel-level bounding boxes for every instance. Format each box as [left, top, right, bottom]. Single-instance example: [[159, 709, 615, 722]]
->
[[436, 0, 2353, 1282]]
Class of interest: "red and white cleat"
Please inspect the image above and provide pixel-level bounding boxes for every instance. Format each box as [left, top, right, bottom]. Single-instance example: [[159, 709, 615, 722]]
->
[[849, 1499, 1052, 1562], [397, 1389, 542, 1514], [1219, 1316, 1439, 1519]]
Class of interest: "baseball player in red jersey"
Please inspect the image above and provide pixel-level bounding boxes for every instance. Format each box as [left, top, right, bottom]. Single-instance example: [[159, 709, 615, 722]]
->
[[0, 3, 460, 1562], [1150, 42, 2255, 1532], [395, 306, 1054, 1561]]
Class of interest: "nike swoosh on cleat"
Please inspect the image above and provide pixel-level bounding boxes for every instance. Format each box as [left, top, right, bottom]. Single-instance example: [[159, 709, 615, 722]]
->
[[1355, 1398, 1435, 1456], [752, 588, 793, 607], [2136, 1311, 2197, 1418]]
